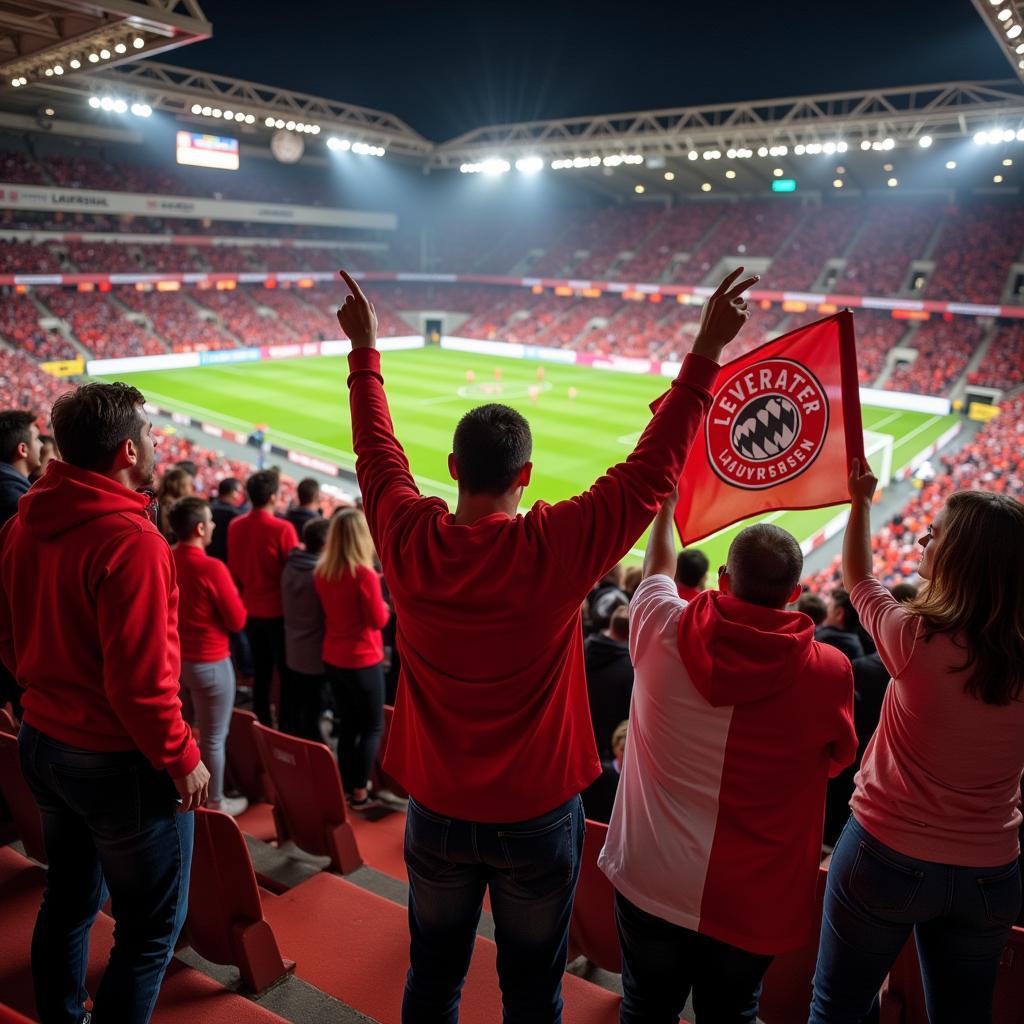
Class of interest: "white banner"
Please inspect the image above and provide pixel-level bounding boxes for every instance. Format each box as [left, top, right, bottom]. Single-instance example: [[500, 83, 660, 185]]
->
[[0, 182, 396, 231]]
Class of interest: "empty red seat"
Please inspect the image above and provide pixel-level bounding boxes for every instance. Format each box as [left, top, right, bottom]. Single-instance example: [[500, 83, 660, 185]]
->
[[225, 707, 282, 842], [568, 819, 621, 973], [252, 723, 363, 875], [0, 731, 46, 863], [185, 807, 294, 993]]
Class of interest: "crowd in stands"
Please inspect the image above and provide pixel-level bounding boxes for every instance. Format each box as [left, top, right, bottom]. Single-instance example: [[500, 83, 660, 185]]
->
[[885, 316, 986, 395], [0, 299, 77, 362], [838, 202, 937, 295], [114, 289, 241, 352], [969, 321, 1024, 390], [766, 204, 862, 291]]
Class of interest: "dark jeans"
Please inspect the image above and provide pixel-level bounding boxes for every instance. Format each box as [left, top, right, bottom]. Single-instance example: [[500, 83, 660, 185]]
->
[[402, 795, 584, 1024], [324, 662, 384, 792], [809, 815, 1022, 1023], [615, 891, 773, 1023], [244, 616, 285, 726], [279, 668, 326, 743], [18, 724, 193, 1024], [229, 628, 254, 679]]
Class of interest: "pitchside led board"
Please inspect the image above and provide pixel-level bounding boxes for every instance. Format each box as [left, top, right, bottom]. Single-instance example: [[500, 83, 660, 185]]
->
[[659, 310, 865, 545], [175, 131, 240, 171]]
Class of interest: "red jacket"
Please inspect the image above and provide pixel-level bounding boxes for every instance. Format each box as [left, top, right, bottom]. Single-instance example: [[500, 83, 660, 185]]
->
[[172, 543, 247, 663], [348, 346, 718, 822], [315, 565, 390, 669], [0, 461, 199, 778], [227, 509, 298, 618]]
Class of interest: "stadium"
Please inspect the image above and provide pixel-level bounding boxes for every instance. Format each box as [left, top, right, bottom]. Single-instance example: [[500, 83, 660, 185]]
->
[[0, 2, 1022, 1023]]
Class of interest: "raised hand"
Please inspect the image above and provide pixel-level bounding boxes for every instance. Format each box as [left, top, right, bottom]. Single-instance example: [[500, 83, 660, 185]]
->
[[692, 266, 760, 363], [337, 269, 378, 349], [848, 458, 878, 506]]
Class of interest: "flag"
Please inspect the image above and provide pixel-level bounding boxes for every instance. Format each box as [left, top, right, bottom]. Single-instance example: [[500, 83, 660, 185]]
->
[[673, 310, 864, 545]]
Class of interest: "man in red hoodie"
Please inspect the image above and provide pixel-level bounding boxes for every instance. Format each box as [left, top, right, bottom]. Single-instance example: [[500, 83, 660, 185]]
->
[[337, 266, 757, 1024], [0, 382, 209, 1024], [599, 492, 857, 1022]]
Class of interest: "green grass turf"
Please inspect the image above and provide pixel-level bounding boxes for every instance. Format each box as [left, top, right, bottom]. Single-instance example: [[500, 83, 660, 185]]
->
[[112, 348, 958, 568]]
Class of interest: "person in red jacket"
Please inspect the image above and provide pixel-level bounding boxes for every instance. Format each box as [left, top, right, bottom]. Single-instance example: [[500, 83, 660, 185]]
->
[[227, 469, 299, 725], [314, 508, 390, 809], [169, 496, 248, 817], [336, 266, 757, 1024], [0, 381, 209, 1024]]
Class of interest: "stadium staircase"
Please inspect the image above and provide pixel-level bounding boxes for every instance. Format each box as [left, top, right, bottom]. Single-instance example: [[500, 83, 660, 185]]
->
[[872, 323, 920, 390], [26, 294, 90, 361]]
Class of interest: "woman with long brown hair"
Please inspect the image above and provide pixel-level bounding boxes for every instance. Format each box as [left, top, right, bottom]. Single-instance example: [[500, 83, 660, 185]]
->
[[156, 465, 194, 541], [810, 464, 1024, 1022], [314, 508, 390, 809]]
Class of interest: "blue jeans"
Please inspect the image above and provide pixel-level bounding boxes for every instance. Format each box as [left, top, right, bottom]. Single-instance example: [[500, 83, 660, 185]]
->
[[402, 795, 585, 1024], [18, 724, 194, 1024], [615, 891, 773, 1023], [809, 816, 1022, 1024]]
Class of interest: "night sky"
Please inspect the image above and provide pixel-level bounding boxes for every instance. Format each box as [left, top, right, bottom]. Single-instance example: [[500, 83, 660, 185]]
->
[[170, 0, 1009, 141]]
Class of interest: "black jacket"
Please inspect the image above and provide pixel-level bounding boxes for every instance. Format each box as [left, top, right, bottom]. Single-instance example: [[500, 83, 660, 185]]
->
[[582, 762, 621, 824], [286, 506, 320, 539], [208, 499, 244, 562], [584, 632, 633, 760], [815, 625, 865, 663], [852, 652, 890, 755], [0, 462, 30, 528]]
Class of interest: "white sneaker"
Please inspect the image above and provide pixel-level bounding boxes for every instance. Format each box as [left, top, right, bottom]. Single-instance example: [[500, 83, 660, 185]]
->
[[209, 795, 249, 817]]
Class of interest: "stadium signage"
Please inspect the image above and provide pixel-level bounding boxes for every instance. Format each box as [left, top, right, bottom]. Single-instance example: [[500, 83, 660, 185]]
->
[[707, 358, 829, 490], [0, 181, 397, 230]]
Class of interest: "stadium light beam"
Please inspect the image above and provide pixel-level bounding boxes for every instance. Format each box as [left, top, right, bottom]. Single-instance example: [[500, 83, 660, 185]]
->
[[515, 156, 544, 174]]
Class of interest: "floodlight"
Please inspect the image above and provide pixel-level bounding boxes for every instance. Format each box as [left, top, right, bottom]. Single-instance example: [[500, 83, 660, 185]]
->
[[100, 49, 111, 60], [833, 179, 843, 188], [860, 140, 871, 150], [688, 150, 699, 161], [918, 135, 932, 148], [887, 177, 898, 187], [516, 156, 543, 174], [88, 96, 100, 108], [480, 157, 510, 175], [701, 183, 712, 192], [88, 53, 99, 63], [115, 43, 127, 54], [70, 59, 81, 69], [994, 174, 1004, 183], [725, 170, 736, 179], [133, 37, 145, 48], [112, 99, 127, 113], [945, 161, 956, 169]]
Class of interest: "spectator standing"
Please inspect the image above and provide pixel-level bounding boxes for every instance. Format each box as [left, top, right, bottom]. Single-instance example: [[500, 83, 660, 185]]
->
[[208, 477, 245, 563], [0, 382, 208, 1023], [29, 433, 58, 483], [0, 409, 42, 526], [674, 547, 709, 601], [227, 470, 299, 725], [797, 592, 827, 626], [314, 509, 390, 807], [338, 266, 756, 1021], [601, 495, 856, 1021], [584, 603, 633, 760], [169, 497, 248, 817], [587, 565, 628, 634], [809, 466, 1024, 1022], [582, 721, 627, 824], [156, 466, 193, 543], [281, 516, 331, 742], [815, 588, 865, 661], [286, 477, 322, 537]]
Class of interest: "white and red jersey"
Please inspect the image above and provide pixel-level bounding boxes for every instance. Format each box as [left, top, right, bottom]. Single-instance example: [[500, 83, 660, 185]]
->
[[599, 575, 856, 955]]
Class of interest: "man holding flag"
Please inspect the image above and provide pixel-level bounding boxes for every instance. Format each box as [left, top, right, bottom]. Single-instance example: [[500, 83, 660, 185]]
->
[[600, 311, 863, 1021]]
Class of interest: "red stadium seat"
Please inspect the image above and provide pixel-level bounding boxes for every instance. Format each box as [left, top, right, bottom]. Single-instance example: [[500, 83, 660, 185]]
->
[[184, 808, 294, 993], [757, 862, 829, 1024], [567, 819, 621, 973], [0, 732, 46, 864], [251, 723, 363, 875], [225, 708, 282, 842]]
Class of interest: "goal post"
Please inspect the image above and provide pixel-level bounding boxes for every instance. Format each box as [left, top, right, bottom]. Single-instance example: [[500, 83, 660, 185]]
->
[[862, 429, 894, 491]]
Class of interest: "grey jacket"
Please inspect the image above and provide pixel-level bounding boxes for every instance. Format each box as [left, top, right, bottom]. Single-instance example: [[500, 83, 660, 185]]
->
[[281, 548, 325, 675]]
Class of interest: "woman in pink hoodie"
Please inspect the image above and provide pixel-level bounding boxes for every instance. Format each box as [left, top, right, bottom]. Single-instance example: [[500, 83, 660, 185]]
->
[[810, 463, 1024, 1022]]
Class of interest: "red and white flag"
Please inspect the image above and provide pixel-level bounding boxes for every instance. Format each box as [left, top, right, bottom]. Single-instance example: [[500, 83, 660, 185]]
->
[[673, 310, 864, 545]]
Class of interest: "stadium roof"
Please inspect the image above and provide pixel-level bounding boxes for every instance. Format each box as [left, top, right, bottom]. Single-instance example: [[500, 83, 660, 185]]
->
[[970, 0, 1024, 83], [0, 1, 211, 84]]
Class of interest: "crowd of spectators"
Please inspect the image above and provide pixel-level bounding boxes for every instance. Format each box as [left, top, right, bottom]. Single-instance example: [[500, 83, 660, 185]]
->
[[765, 204, 862, 291], [885, 316, 986, 395], [838, 203, 938, 296], [38, 288, 167, 359], [0, 299, 77, 361], [115, 289, 241, 352], [969, 321, 1024, 391]]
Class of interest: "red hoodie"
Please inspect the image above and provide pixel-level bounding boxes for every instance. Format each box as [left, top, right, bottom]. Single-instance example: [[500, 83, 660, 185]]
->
[[0, 460, 199, 778], [348, 346, 718, 822], [601, 578, 857, 954]]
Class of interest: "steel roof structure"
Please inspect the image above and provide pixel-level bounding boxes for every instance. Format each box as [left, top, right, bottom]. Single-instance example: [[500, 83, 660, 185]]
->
[[970, 0, 1024, 82]]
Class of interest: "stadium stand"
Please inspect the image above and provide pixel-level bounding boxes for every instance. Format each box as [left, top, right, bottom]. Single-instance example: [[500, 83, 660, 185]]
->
[[765, 204, 862, 290], [885, 316, 986, 395], [38, 288, 167, 358], [0, 299, 77, 362], [838, 203, 938, 296], [969, 321, 1024, 390], [927, 204, 1024, 303], [115, 289, 241, 352]]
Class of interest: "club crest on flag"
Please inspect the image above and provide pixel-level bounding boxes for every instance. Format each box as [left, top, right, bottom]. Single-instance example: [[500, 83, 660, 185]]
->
[[706, 358, 830, 491]]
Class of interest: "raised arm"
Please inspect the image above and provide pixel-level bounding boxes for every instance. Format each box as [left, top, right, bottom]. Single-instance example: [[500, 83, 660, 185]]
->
[[842, 459, 877, 590], [339, 270, 423, 553], [541, 268, 758, 591], [643, 489, 678, 580]]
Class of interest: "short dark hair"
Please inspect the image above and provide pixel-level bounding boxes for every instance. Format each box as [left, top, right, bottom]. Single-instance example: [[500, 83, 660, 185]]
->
[[302, 516, 331, 555], [452, 404, 532, 495], [245, 469, 279, 508], [608, 604, 630, 641], [0, 410, 36, 465], [297, 477, 320, 505], [829, 588, 860, 633], [890, 582, 918, 604], [797, 592, 827, 626], [174, 460, 197, 478], [726, 523, 803, 608], [217, 477, 241, 498], [50, 382, 146, 472], [675, 548, 709, 588], [167, 496, 209, 540]]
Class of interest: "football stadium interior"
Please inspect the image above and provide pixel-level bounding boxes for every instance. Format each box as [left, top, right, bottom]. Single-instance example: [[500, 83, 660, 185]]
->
[[1, 2, 1023, 1023]]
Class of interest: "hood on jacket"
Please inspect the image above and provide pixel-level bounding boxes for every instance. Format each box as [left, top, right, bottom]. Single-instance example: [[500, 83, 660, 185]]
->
[[18, 460, 150, 541], [584, 631, 629, 671], [285, 547, 319, 571], [677, 590, 816, 707]]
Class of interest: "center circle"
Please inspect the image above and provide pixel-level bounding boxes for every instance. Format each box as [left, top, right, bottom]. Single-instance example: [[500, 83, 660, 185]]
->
[[731, 394, 802, 462]]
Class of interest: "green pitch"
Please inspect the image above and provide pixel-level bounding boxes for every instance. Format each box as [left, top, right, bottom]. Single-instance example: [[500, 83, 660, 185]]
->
[[113, 347, 958, 568]]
